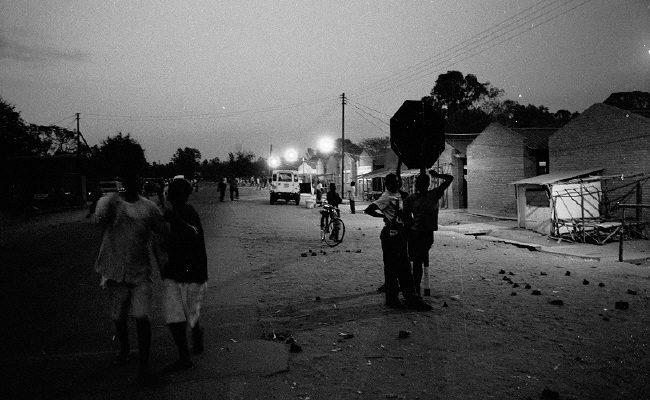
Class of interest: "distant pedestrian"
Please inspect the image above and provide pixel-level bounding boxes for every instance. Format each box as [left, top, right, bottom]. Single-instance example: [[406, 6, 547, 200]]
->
[[161, 178, 208, 372], [315, 180, 323, 204], [229, 177, 239, 201], [218, 178, 227, 202], [94, 172, 165, 384], [404, 170, 453, 296], [347, 181, 356, 214], [364, 173, 431, 311]]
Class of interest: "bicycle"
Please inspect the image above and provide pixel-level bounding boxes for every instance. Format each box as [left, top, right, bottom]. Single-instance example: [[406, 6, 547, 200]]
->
[[319, 203, 346, 247]]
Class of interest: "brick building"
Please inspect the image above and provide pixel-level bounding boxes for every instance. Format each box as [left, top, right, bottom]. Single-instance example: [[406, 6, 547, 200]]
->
[[549, 101, 650, 219], [466, 123, 556, 218]]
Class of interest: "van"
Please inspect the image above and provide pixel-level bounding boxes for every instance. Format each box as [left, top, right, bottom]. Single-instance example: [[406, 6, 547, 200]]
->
[[269, 170, 300, 205]]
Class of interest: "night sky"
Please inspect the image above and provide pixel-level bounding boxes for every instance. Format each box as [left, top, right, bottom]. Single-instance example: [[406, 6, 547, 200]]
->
[[1, 0, 648, 162]]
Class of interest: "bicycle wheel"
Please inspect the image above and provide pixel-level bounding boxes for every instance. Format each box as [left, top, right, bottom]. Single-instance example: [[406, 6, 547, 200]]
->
[[323, 217, 345, 247]]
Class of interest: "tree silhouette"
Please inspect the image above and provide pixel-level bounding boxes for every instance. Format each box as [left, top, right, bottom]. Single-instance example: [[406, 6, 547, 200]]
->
[[93, 133, 147, 178], [170, 147, 202, 178]]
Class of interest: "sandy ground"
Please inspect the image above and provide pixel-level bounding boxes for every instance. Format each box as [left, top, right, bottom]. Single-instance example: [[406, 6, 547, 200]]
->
[[0, 184, 648, 399]]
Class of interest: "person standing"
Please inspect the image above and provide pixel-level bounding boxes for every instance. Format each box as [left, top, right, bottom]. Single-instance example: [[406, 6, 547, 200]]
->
[[404, 170, 453, 296], [229, 176, 239, 201], [315, 180, 323, 204], [347, 181, 356, 214], [364, 173, 431, 311], [218, 178, 227, 202], [161, 178, 208, 371], [94, 173, 165, 384]]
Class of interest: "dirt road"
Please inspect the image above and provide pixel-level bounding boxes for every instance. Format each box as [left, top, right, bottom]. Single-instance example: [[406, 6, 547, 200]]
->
[[1, 184, 648, 399]]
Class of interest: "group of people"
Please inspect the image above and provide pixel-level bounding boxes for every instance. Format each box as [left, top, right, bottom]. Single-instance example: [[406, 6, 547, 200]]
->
[[217, 177, 239, 201], [364, 170, 453, 311], [93, 172, 208, 384]]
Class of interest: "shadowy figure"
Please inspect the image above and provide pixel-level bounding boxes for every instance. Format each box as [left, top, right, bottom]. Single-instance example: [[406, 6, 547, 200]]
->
[[229, 177, 239, 201], [404, 170, 453, 296], [347, 181, 356, 214], [161, 178, 208, 372], [364, 173, 432, 311], [218, 178, 227, 202], [94, 173, 165, 384]]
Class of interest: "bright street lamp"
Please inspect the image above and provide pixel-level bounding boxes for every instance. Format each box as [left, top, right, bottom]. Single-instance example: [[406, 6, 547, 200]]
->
[[268, 156, 280, 168], [317, 136, 335, 154], [284, 148, 298, 163]]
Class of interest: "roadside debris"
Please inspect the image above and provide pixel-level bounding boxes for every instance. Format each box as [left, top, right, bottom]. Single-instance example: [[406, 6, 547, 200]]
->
[[582, 279, 590, 285], [549, 299, 564, 306], [338, 332, 354, 340], [565, 271, 571, 276], [540, 272, 548, 276], [498, 269, 506, 274], [512, 283, 520, 288], [598, 282, 605, 287], [511, 292, 517, 296], [524, 284, 532, 289], [626, 289, 637, 295], [615, 301, 629, 310], [532, 290, 542, 295], [540, 388, 560, 400], [442, 302, 448, 308]]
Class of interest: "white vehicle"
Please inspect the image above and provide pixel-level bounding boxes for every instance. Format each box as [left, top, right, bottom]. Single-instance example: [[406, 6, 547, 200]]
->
[[269, 170, 300, 205]]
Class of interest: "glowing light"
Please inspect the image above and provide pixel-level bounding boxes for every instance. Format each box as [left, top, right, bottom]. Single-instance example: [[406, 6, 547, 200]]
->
[[317, 136, 335, 154], [518, 94, 523, 98], [268, 156, 280, 168], [284, 148, 298, 163]]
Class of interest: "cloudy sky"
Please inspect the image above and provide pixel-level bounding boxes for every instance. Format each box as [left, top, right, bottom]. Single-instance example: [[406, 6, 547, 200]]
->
[[1, 0, 648, 163]]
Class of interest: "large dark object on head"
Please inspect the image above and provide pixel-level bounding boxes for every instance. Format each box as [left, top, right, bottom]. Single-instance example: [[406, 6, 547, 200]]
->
[[390, 100, 446, 170]]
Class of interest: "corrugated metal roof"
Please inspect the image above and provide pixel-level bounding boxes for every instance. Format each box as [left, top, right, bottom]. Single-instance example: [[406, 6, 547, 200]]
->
[[510, 168, 604, 185]]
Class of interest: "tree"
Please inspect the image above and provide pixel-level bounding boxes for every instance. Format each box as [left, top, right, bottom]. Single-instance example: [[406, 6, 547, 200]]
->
[[490, 100, 578, 128], [425, 71, 502, 133], [28, 124, 78, 155], [93, 133, 148, 178], [170, 147, 202, 179], [359, 136, 390, 158], [0, 98, 46, 161], [334, 138, 363, 155]]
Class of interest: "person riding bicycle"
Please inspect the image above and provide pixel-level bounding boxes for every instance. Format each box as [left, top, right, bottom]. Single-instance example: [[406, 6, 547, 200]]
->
[[321, 183, 342, 240]]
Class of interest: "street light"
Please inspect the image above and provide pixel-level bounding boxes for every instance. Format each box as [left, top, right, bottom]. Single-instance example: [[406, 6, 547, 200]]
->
[[284, 148, 298, 163], [317, 136, 335, 154], [268, 156, 280, 169]]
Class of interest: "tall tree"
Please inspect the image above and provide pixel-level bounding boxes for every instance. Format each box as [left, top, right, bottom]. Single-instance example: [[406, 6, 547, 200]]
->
[[0, 98, 47, 161], [170, 147, 202, 178], [93, 133, 148, 178], [334, 138, 363, 155], [490, 100, 578, 128], [28, 124, 78, 155], [359, 136, 390, 158]]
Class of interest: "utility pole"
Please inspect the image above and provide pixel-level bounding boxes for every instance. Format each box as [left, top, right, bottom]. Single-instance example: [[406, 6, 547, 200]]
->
[[341, 92, 346, 198], [76, 113, 81, 157]]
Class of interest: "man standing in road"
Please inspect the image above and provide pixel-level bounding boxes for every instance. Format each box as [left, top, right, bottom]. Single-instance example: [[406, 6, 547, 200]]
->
[[94, 172, 165, 384], [229, 176, 239, 201], [364, 173, 432, 311], [404, 170, 453, 296], [218, 177, 227, 202], [347, 181, 356, 214], [161, 178, 208, 372]]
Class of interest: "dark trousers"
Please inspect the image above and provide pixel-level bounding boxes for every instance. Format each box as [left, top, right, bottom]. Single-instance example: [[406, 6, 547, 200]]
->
[[349, 198, 355, 214], [230, 187, 238, 200], [219, 190, 225, 202], [380, 227, 415, 303]]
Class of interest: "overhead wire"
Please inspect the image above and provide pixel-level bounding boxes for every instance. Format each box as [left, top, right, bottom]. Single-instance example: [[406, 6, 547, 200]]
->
[[351, 0, 593, 98], [350, 105, 389, 135], [350, 0, 557, 96]]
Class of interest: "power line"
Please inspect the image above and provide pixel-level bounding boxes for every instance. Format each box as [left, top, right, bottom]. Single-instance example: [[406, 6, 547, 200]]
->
[[347, 98, 391, 117], [351, 0, 593, 98], [350, 105, 389, 135], [349, 103, 390, 127]]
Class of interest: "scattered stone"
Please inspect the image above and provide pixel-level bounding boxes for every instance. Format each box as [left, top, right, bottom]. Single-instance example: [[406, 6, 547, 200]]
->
[[565, 271, 571, 276], [525, 284, 532, 289], [602, 316, 610, 321], [512, 283, 520, 288], [626, 289, 637, 295], [398, 330, 411, 339], [540, 388, 560, 400], [338, 332, 354, 339], [582, 279, 589, 285], [598, 282, 605, 287], [450, 295, 460, 301], [301, 253, 308, 257], [355, 249, 362, 253], [315, 296, 321, 302], [289, 343, 303, 353], [285, 336, 296, 344], [549, 299, 564, 306], [442, 302, 448, 308], [508, 271, 515, 276], [502, 276, 511, 282], [311, 252, 317, 256], [614, 301, 629, 310], [345, 249, 351, 253], [541, 272, 548, 276], [498, 269, 506, 274], [532, 290, 542, 295], [511, 292, 517, 296]]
